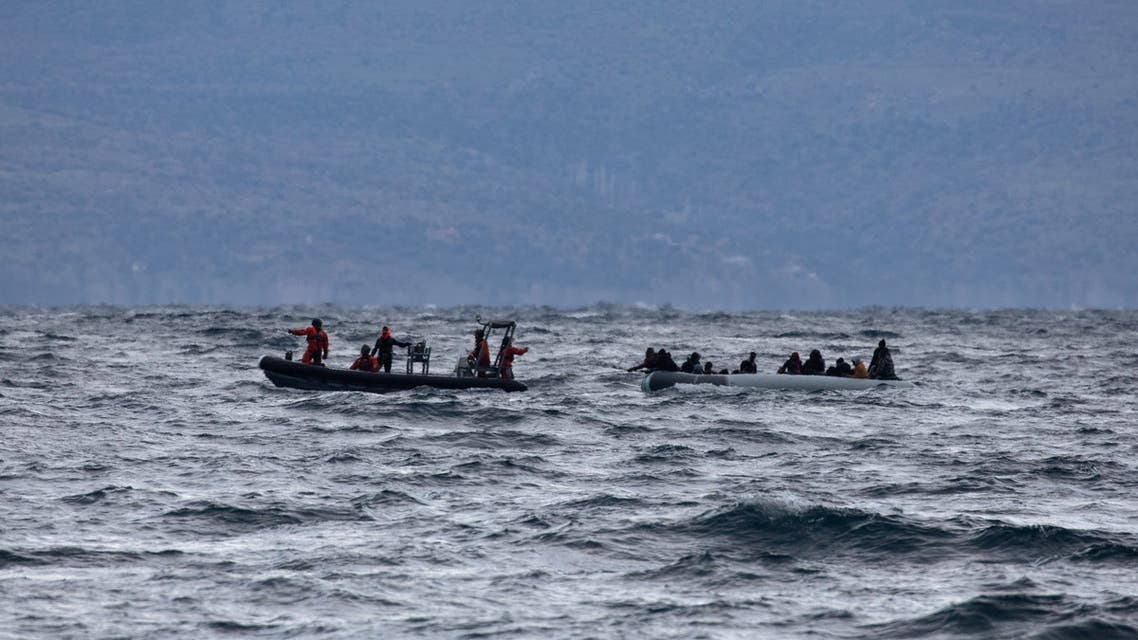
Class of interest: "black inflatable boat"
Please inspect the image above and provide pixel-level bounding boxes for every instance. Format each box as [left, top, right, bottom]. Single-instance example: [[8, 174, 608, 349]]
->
[[258, 356, 527, 393]]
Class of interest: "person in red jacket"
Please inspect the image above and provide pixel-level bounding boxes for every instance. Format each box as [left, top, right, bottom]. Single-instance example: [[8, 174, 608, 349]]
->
[[350, 344, 380, 372], [468, 329, 490, 376], [289, 318, 329, 365], [498, 337, 529, 379]]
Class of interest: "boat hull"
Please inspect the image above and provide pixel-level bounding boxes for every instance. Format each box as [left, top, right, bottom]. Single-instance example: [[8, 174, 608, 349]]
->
[[258, 356, 527, 393], [642, 371, 912, 393]]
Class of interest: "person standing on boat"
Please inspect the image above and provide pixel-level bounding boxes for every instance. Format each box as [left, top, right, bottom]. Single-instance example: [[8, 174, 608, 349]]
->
[[468, 329, 491, 376], [738, 352, 758, 374], [350, 345, 380, 372], [868, 339, 899, 380], [498, 337, 529, 379], [777, 352, 802, 374], [289, 318, 329, 365], [371, 325, 412, 373], [627, 348, 658, 372]]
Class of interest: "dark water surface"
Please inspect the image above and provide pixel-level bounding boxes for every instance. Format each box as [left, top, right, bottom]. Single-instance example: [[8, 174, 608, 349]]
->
[[2, 306, 1137, 639]]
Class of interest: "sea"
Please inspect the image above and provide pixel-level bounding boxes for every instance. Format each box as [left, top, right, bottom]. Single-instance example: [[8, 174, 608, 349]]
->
[[2, 305, 1137, 639]]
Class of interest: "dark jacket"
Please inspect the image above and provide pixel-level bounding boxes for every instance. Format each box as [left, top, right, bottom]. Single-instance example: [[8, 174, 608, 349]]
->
[[869, 346, 898, 380], [802, 351, 826, 375], [826, 359, 853, 377], [654, 351, 680, 372]]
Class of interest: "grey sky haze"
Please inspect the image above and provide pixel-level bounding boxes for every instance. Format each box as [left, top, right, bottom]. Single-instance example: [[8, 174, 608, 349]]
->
[[2, 1, 1136, 308]]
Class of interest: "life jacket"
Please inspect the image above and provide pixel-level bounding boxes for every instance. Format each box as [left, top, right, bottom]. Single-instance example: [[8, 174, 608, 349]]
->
[[500, 345, 527, 368], [472, 338, 490, 366], [352, 355, 379, 372]]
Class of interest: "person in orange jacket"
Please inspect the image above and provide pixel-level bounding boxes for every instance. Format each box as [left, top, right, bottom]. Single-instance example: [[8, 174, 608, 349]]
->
[[468, 329, 491, 376], [850, 359, 869, 379], [350, 344, 380, 372], [498, 336, 529, 379], [289, 318, 329, 365]]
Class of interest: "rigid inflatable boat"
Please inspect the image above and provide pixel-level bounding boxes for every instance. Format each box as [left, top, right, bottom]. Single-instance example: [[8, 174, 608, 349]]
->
[[259, 356, 527, 393], [642, 371, 912, 393]]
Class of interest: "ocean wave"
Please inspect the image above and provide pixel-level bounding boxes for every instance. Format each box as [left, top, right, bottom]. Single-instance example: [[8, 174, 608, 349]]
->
[[667, 499, 953, 560], [61, 485, 133, 504], [865, 593, 1072, 638], [962, 520, 1138, 564], [419, 429, 562, 450], [0, 546, 183, 569], [160, 501, 369, 534]]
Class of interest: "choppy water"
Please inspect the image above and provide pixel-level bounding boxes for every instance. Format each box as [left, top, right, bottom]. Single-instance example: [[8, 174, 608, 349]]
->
[[2, 305, 1137, 639]]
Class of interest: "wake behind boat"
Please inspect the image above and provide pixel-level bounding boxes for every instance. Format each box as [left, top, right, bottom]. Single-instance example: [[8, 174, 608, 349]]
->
[[642, 371, 912, 393], [258, 355, 527, 393]]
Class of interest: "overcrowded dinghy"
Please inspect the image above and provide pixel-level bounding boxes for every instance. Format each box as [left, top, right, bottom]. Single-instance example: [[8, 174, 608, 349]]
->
[[642, 371, 912, 393]]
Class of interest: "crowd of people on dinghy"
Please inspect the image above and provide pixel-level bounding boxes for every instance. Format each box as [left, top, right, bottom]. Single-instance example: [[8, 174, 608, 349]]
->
[[627, 339, 899, 380]]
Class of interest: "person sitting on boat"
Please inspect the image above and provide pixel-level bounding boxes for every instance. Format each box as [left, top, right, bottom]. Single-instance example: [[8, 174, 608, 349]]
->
[[777, 351, 802, 374], [467, 329, 491, 376], [288, 318, 329, 365], [627, 348, 658, 372], [826, 357, 853, 377], [680, 352, 702, 373], [498, 337, 529, 380], [738, 352, 758, 374], [850, 358, 869, 378], [350, 344, 380, 372], [801, 349, 826, 375], [654, 349, 680, 372], [703, 361, 726, 375], [868, 339, 900, 380], [371, 325, 411, 373]]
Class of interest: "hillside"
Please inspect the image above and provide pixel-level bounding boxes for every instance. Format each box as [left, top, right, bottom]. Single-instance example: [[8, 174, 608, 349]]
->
[[2, 1, 1136, 308]]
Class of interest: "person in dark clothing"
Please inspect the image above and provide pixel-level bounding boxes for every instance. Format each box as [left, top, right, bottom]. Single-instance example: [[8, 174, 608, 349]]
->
[[627, 348, 658, 372], [654, 349, 680, 372], [825, 357, 853, 377], [680, 352, 702, 373], [777, 352, 802, 375], [868, 339, 899, 380], [801, 349, 826, 375], [738, 352, 758, 374], [371, 325, 412, 373]]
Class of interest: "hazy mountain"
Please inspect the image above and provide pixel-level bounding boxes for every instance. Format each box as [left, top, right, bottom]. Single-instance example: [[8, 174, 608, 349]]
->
[[2, 1, 1136, 309]]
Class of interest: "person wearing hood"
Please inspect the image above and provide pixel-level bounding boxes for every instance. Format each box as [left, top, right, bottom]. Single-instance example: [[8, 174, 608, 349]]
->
[[289, 318, 329, 365], [868, 339, 899, 380], [850, 358, 869, 379], [777, 352, 802, 375], [350, 344, 380, 372], [801, 349, 826, 375], [371, 325, 412, 373], [654, 349, 680, 372], [680, 352, 703, 373], [826, 357, 853, 377], [627, 348, 658, 372]]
